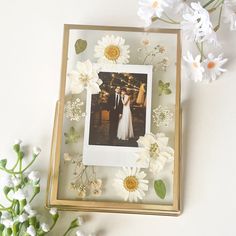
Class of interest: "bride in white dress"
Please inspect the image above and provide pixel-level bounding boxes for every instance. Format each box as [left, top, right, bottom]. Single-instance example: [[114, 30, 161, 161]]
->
[[117, 89, 134, 140]]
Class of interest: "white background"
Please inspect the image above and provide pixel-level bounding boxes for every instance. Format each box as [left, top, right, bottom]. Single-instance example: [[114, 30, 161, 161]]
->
[[0, 0, 236, 235]]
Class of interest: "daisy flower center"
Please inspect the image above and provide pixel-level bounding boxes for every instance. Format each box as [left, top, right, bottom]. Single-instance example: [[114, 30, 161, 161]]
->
[[150, 143, 159, 159], [104, 45, 120, 61], [192, 62, 199, 69], [207, 61, 216, 69], [123, 176, 139, 192], [142, 39, 150, 46], [152, 1, 159, 9]]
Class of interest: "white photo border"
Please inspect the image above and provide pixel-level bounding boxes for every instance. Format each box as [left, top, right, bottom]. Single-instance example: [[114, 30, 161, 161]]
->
[[83, 64, 153, 167]]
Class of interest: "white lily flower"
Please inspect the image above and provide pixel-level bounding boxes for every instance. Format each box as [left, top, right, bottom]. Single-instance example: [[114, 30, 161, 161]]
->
[[203, 53, 228, 81], [49, 208, 58, 215], [27, 225, 36, 236], [69, 60, 102, 95], [28, 171, 40, 183], [33, 147, 41, 156], [137, 133, 174, 176], [183, 51, 204, 82], [41, 223, 50, 232], [13, 189, 26, 201]]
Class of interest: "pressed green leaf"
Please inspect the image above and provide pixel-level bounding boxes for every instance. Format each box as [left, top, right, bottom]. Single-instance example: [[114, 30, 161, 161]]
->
[[154, 179, 166, 199], [164, 88, 172, 95], [75, 39, 87, 55]]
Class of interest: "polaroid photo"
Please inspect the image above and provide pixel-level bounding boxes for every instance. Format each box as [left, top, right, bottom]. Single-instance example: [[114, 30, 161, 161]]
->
[[83, 64, 153, 167]]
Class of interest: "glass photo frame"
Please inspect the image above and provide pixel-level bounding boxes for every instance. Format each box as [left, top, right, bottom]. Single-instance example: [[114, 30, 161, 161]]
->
[[46, 24, 182, 216]]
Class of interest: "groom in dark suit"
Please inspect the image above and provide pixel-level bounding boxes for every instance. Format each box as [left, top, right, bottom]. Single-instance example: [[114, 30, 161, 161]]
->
[[108, 86, 123, 144]]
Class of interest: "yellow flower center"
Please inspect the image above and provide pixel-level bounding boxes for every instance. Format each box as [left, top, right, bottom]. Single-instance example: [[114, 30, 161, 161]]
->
[[152, 1, 158, 9], [80, 73, 89, 83], [150, 143, 159, 159], [207, 61, 216, 69], [123, 176, 139, 192], [192, 62, 199, 68], [104, 45, 120, 61]]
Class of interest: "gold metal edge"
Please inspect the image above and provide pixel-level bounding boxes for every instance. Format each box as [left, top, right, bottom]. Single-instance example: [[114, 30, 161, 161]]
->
[[48, 24, 182, 215]]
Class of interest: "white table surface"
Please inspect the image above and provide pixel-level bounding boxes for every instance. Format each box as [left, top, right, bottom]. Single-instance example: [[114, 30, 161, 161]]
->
[[0, 0, 236, 235]]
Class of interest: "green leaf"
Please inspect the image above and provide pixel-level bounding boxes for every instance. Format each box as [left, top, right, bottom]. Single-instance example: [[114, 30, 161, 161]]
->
[[75, 39, 87, 55], [154, 179, 166, 199], [164, 88, 172, 95], [0, 159, 7, 168]]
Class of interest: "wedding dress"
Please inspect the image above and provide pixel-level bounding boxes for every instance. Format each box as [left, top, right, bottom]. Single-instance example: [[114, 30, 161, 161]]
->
[[117, 95, 134, 140]]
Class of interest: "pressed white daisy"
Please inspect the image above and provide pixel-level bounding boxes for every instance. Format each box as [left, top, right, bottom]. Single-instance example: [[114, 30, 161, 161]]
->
[[183, 51, 204, 82], [113, 168, 149, 202], [138, 0, 169, 26], [181, 2, 213, 42], [137, 133, 174, 176], [69, 60, 102, 94], [203, 53, 228, 81], [94, 35, 130, 64]]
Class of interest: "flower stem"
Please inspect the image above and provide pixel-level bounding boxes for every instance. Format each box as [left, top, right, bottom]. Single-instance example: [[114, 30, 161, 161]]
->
[[203, 0, 217, 8], [214, 2, 224, 32], [152, 16, 179, 25], [0, 157, 36, 174]]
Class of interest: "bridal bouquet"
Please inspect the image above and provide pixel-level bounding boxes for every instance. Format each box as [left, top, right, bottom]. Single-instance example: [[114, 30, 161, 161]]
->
[[137, 0, 236, 82], [0, 140, 93, 236]]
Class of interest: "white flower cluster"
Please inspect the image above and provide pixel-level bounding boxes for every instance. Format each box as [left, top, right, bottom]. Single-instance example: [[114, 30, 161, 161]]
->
[[65, 97, 85, 122], [137, 0, 232, 82]]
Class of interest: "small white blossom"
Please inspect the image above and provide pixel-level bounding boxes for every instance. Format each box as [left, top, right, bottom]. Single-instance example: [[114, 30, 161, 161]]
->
[[41, 223, 50, 232], [28, 171, 41, 183], [76, 229, 86, 236], [2, 175, 13, 188], [27, 225, 36, 236], [76, 216, 84, 225], [33, 147, 41, 156], [138, 0, 169, 26], [24, 204, 37, 217], [12, 176, 21, 187], [69, 60, 102, 94], [1, 218, 14, 228], [14, 139, 22, 145], [13, 189, 26, 201], [18, 213, 28, 223], [49, 208, 58, 215]]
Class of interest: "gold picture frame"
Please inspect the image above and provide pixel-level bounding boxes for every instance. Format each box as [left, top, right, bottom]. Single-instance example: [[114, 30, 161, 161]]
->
[[46, 24, 182, 216]]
